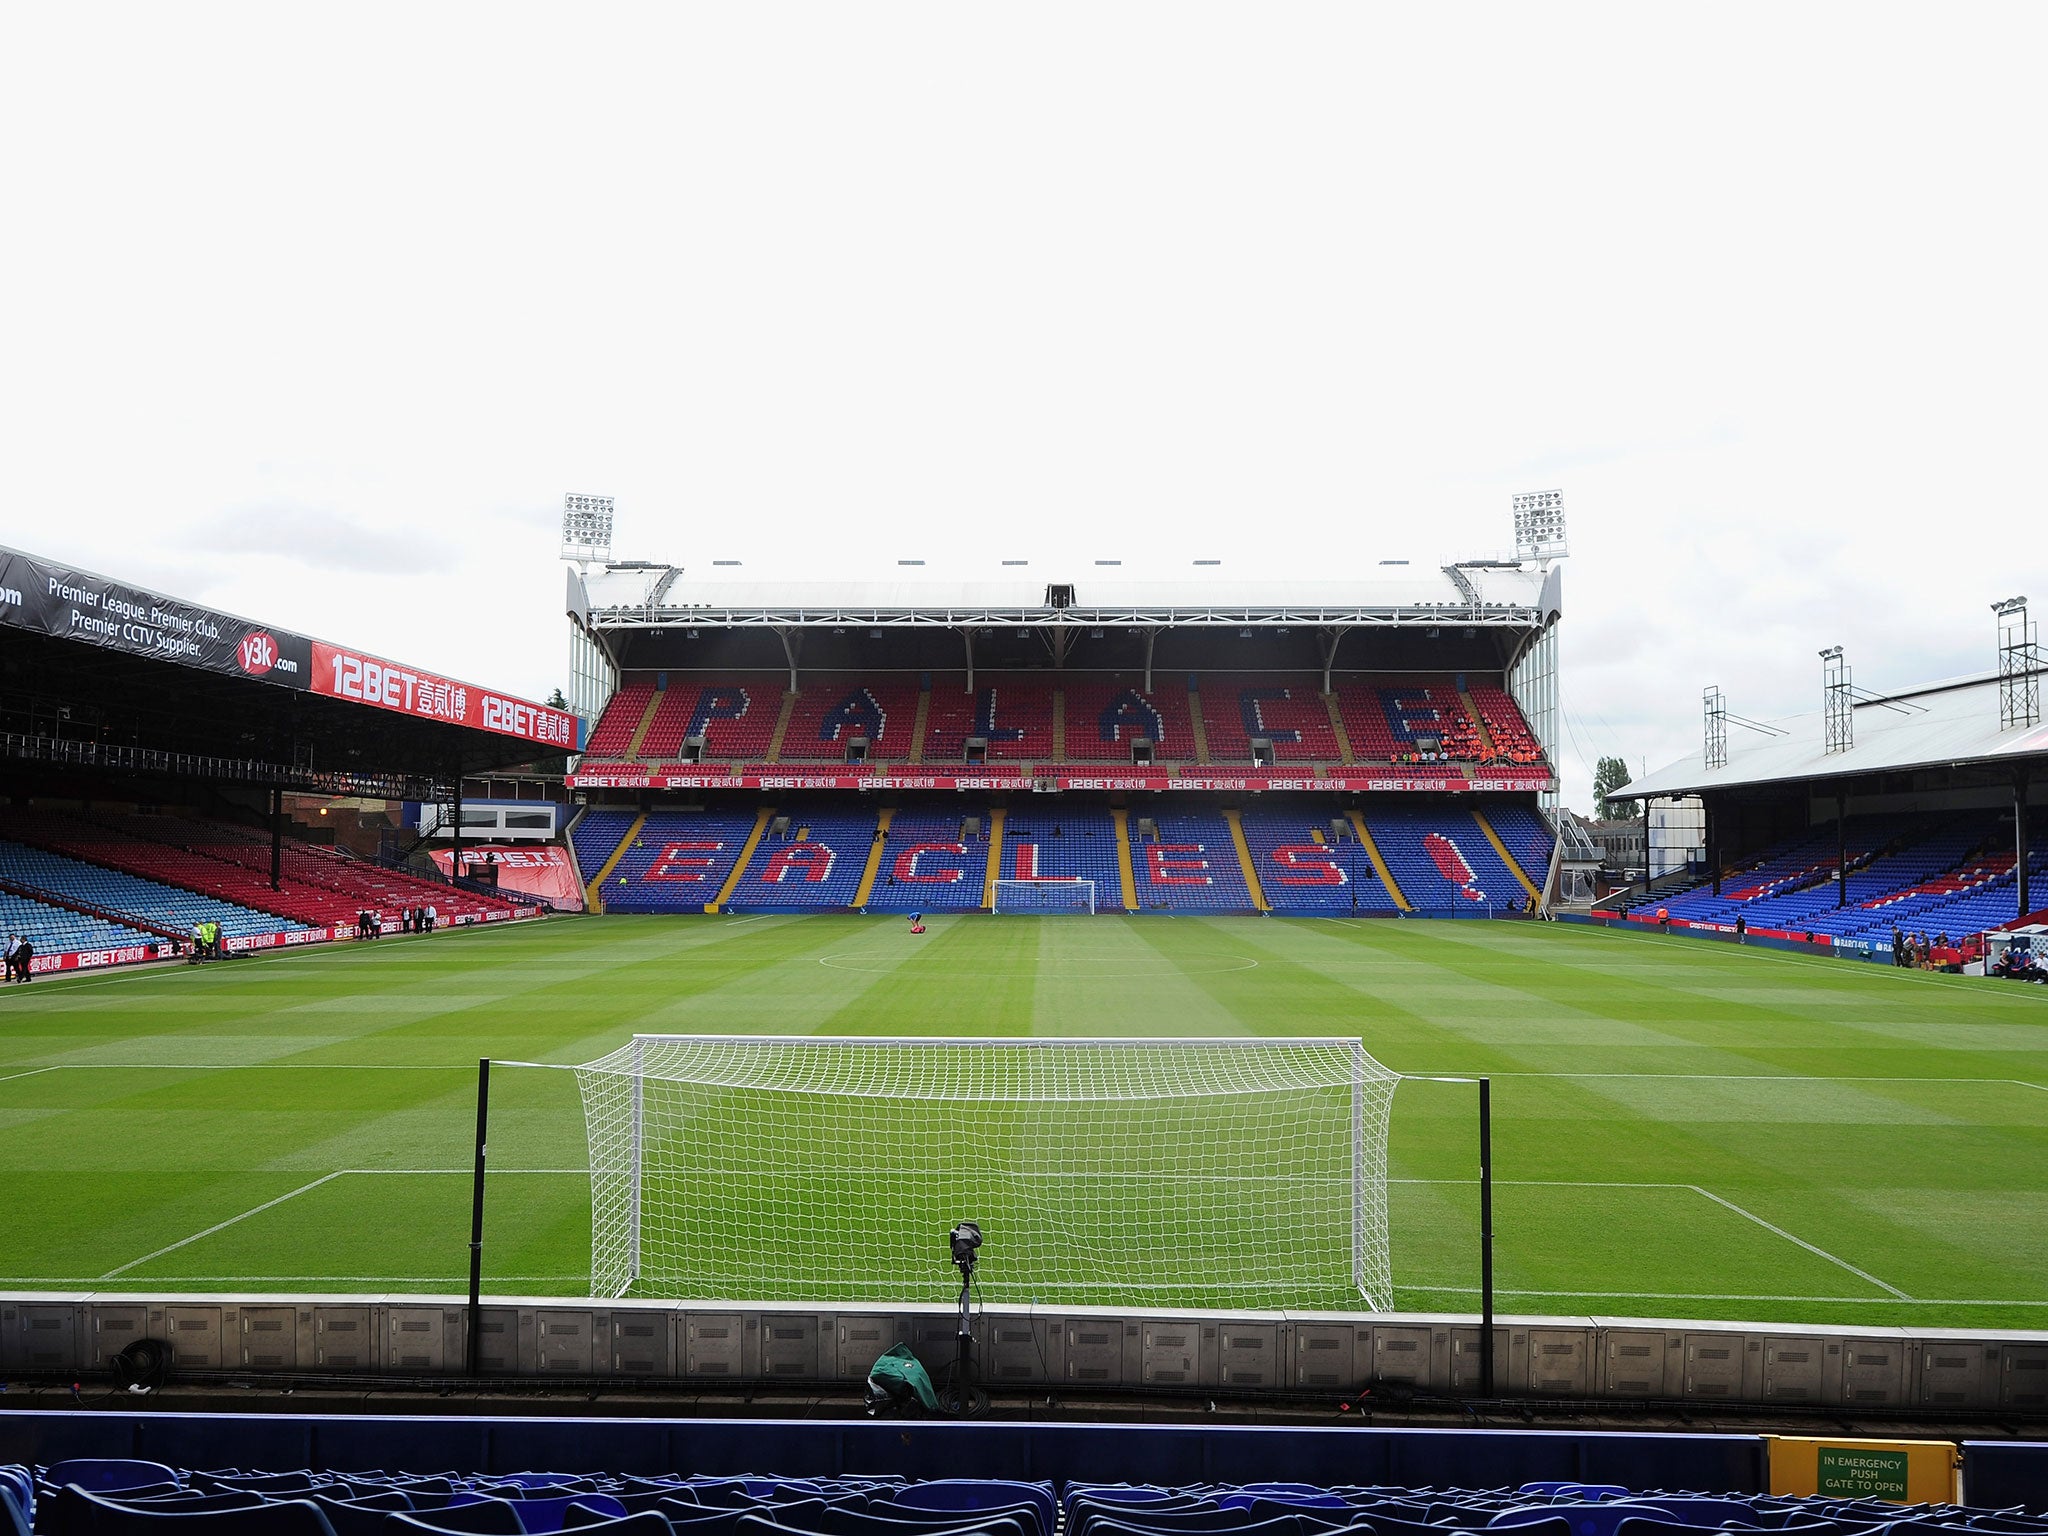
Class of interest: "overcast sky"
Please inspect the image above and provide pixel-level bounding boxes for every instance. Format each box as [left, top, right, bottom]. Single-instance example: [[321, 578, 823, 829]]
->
[[6, 3, 2043, 810]]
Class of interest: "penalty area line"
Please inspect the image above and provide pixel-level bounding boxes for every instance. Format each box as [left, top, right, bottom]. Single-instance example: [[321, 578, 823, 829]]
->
[[1392, 1284, 2039, 1307], [1393, 1176, 1913, 1301], [96, 1168, 590, 1281]]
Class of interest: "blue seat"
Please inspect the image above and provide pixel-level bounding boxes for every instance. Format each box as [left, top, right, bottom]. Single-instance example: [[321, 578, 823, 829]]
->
[[1088, 1515, 1307, 1536], [1495, 1508, 1651, 1536], [51, 1463, 185, 1496], [1611, 1519, 1734, 1536], [891, 1486, 1055, 1536], [50, 1489, 337, 1536], [0, 1468, 32, 1530], [310, 1495, 415, 1536], [510, 1498, 629, 1535], [1617, 1502, 1765, 1529], [1, 1486, 29, 1536], [541, 1522, 670, 1536], [1071, 1508, 1268, 1536], [1518, 1491, 1632, 1507], [391, 1503, 526, 1536]]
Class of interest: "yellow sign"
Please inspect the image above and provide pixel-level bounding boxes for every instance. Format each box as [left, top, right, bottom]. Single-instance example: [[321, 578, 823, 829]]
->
[[1767, 1437, 1957, 1506]]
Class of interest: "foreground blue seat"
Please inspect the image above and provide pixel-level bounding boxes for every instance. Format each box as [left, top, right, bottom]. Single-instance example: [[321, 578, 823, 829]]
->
[[892, 1483, 1053, 1536], [1072, 1507, 1278, 1536], [1495, 1507, 1648, 1536], [51, 1464, 184, 1496], [391, 1503, 526, 1536], [310, 1495, 416, 1536], [1615, 1501, 1762, 1529], [51, 1488, 337, 1536], [509, 1497, 629, 1534], [1087, 1514, 1309, 1536]]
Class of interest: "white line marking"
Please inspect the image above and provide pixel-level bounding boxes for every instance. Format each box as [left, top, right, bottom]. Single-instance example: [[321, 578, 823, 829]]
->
[[1688, 1186, 1913, 1299], [1393, 1285, 2042, 1306], [0, 1066, 63, 1086], [96, 1167, 589, 1280], [1402, 1070, 2047, 1090], [0, 1275, 596, 1286], [1392, 1176, 1913, 1300], [100, 1173, 347, 1279]]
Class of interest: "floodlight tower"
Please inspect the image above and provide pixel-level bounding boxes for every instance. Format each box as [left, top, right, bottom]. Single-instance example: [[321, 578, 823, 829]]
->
[[1994, 597, 2040, 733], [1512, 489, 1568, 562], [1994, 598, 2038, 916], [1820, 647, 1852, 755], [1509, 491, 1567, 810], [1703, 687, 1729, 771], [562, 493, 615, 572], [561, 495, 618, 756]]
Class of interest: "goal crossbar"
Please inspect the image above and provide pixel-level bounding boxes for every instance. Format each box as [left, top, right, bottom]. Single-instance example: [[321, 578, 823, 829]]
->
[[570, 1035, 1398, 1310], [992, 877, 1095, 914]]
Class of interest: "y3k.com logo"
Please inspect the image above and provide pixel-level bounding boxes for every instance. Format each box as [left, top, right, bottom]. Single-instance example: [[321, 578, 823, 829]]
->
[[238, 631, 299, 677]]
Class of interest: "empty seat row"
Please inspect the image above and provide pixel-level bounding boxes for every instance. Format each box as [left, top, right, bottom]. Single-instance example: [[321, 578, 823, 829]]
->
[[17, 1463, 2035, 1536], [581, 676, 1546, 770]]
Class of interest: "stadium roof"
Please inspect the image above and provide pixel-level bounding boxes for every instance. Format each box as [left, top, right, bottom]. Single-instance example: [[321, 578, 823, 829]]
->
[[1613, 670, 2048, 802], [571, 558, 1562, 631], [0, 544, 581, 787]]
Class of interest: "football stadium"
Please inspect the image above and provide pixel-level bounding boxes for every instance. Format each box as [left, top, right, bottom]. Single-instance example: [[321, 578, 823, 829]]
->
[[2, 492, 2046, 1497], [16, 0, 2048, 1518]]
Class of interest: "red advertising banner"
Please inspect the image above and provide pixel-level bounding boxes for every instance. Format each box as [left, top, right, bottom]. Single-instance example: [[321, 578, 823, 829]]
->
[[431, 845, 586, 912], [313, 642, 578, 751], [567, 766, 1556, 794], [26, 941, 170, 974]]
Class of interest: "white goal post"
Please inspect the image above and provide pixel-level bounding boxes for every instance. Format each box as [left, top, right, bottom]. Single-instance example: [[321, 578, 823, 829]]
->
[[572, 1035, 1399, 1310], [992, 877, 1096, 914]]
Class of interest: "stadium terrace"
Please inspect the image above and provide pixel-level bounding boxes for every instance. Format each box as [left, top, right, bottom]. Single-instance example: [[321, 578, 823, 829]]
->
[[3, 516, 2046, 1461]]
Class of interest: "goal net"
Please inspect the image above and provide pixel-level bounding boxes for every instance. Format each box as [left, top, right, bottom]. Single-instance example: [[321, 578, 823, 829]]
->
[[992, 877, 1096, 914], [573, 1036, 1399, 1310]]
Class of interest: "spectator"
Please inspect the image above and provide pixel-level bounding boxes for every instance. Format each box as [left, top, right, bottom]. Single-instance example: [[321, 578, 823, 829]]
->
[[12, 937, 33, 982], [3, 933, 20, 982], [425, 904, 437, 933]]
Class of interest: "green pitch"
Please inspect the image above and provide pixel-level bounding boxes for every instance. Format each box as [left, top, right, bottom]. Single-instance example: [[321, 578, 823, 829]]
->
[[0, 913, 2043, 1329]]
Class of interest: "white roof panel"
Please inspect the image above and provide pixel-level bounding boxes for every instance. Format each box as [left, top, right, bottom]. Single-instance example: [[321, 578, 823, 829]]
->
[[1618, 672, 2048, 800], [578, 560, 1551, 616]]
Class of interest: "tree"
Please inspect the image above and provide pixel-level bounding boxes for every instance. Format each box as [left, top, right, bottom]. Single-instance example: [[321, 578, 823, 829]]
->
[[546, 688, 569, 710], [1593, 756, 1632, 821]]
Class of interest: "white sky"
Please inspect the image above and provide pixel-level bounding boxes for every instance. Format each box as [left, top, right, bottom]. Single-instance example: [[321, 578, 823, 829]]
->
[[5, 3, 2044, 810]]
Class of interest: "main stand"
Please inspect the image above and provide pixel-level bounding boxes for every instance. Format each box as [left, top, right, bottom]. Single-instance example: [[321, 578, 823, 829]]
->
[[940, 1221, 989, 1417]]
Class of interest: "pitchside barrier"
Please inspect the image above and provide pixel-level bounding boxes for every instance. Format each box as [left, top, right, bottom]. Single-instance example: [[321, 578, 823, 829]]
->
[[3, 1295, 2045, 1414]]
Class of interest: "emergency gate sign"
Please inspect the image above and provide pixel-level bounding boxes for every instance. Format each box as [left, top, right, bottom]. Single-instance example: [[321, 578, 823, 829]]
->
[[1816, 1448, 1910, 1500]]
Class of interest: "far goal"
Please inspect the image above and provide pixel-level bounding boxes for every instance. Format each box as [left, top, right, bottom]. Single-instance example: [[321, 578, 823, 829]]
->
[[992, 877, 1096, 914], [573, 1035, 1399, 1310]]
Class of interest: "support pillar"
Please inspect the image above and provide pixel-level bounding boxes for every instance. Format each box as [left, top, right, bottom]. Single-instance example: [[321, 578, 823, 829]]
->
[[2019, 770, 2033, 919], [451, 765, 464, 876], [269, 785, 283, 892], [1837, 791, 1849, 909], [1706, 798, 1720, 896]]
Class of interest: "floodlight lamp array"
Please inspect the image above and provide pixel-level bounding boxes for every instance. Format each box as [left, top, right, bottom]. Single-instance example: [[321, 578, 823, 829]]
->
[[1511, 489, 1568, 561]]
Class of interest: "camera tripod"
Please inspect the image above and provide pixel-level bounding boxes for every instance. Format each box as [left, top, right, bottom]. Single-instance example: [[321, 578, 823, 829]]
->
[[939, 1221, 990, 1417]]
